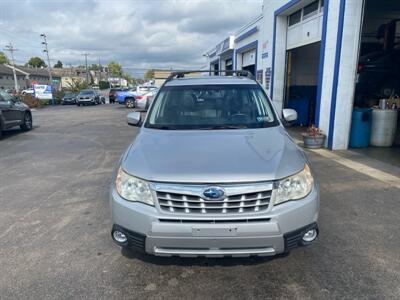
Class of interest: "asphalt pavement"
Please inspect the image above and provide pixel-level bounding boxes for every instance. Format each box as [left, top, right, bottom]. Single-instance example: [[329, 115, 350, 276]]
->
[[0, 105, 399, 299]]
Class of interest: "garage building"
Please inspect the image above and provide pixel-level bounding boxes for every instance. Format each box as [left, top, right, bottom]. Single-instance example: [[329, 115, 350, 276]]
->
[[205, 0, 400, 152]]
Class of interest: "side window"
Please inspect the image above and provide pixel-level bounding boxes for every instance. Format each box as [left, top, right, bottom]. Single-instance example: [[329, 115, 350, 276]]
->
[[0, 94, 4, 102], [288, 10, 301, 26], [303, 1, 319, 19]]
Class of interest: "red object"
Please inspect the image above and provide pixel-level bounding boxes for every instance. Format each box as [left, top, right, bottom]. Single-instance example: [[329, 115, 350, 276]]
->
[[357, 63, 364, 73], [135, 95, 143, 99]]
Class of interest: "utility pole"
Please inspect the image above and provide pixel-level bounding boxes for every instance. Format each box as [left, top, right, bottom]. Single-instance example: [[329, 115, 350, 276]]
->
[[40, 34, 53, 86], [98, 57, 101, 82], [82, 53, 90, 84], [4, 43, 19, 92], [40, 33, 54, 104]]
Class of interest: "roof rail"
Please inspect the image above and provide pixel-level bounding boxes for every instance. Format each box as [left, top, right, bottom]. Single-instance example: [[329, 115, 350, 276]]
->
[[165, 70, 255, 82]]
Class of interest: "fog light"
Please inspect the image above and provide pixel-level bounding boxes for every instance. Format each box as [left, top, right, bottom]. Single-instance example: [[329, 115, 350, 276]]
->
[[113, 230, 127, 243], [302, 229, 317, 242]]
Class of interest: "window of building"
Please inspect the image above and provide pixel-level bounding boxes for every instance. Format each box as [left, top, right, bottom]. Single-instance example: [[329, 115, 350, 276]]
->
[[288, 9, 302, 26], [303, 1, 319, 19]]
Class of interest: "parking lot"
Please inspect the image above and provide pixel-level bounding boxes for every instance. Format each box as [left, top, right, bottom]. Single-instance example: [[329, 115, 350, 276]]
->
[[0, 105, 399, 299]]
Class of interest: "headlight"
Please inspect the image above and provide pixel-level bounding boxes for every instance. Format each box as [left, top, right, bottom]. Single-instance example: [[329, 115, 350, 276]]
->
[[273, 164, 313, 205], [115, 168, 154, 205]]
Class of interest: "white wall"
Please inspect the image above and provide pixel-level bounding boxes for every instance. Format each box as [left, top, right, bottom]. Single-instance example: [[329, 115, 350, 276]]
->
[[261, 0, 364, 150], [330, 0, 364, 149], [234, 16, 262, 71], [204, 0, 365, 149]]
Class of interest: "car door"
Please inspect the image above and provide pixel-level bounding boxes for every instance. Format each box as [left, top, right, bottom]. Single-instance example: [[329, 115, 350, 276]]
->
[[0, 92, 20, 128]]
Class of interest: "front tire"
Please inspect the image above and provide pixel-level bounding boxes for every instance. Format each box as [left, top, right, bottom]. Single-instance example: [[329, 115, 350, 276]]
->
[[125, 98, 135, 108], [20, 112, 33, 131]]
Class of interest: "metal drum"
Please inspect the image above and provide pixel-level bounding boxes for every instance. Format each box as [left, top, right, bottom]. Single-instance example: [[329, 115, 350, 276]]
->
[[370, 109, 398, 147]]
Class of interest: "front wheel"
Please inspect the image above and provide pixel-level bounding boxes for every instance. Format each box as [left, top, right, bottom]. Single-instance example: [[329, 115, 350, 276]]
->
[[20, 112, 33, 131], [125, 98, 135, 108]]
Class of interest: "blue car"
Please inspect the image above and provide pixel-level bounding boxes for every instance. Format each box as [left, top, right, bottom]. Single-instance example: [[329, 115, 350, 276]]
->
[[117, 86, 158, 108]]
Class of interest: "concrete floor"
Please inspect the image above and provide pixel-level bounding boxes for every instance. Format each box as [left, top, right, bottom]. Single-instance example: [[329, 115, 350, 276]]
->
[[1, 105, 399, 299]]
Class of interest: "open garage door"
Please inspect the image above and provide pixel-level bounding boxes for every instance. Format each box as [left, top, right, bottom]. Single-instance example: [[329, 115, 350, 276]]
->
[[242, 49, 256, 76], [281, 0, 323, 127], [350, 0, 400, 165], [284, 42, 320, 126]]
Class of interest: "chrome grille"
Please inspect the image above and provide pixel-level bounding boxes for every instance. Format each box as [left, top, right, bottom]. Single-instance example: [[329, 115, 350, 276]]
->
[[156, 189, 272, 214]]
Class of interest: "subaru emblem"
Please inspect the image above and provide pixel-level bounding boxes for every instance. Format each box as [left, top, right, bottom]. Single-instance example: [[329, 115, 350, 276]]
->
[[202, 186, 225, 200]]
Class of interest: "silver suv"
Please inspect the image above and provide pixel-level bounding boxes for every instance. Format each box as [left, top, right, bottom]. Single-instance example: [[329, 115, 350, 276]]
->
[[110, 71, 319, 257]]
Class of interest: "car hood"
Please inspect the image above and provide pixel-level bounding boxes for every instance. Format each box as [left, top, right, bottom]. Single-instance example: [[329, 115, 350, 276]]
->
[[121, 126, 305, 183]]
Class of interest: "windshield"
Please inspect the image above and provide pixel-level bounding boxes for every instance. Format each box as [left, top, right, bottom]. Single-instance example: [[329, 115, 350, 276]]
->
[[79, 90, 94, 95], [145, 85, 279, 130]]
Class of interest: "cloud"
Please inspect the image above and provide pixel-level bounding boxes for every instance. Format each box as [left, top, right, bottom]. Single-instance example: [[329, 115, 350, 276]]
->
[[0, 0, 262, 77]]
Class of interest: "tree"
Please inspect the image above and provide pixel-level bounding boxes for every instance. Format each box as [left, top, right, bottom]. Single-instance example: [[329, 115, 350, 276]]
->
[[65, 77, 89, 92], [27, 57, 47, 68], [0, 51, 9, 64], [144, 69, 155, 80], [53, 60, 63, 68], [89, 64, 100, 71], [107, 61, 122, 77], [122, 73, 134, 84], [99, 80, 110, 90]]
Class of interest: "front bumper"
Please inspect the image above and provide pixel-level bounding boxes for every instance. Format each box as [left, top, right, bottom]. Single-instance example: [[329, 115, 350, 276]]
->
[[62, 99, 75, 104], [110, 187, 319, 257], [78, 98, 95, 103]]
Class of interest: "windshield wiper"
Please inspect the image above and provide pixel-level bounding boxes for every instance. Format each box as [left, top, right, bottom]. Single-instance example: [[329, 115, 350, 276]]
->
[[200, 125, 249, 130]]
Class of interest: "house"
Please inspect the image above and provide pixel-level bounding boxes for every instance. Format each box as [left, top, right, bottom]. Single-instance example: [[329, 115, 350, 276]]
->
[[1, 64, 61, 90], [0, 64, 29, 90], [52, 67, 108, 89]]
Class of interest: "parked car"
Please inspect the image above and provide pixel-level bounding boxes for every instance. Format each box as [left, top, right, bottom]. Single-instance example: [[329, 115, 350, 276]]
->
[[110, 72, 319, 257], [135, 88, 158, 111], [76, 89, 101, 106], [95, 90, 106, 104], [0, 91, 32, 138], [355, 49, 400, 106], [117, 86, 158, 108], [109, 88, 126, 104], [61, 92, 77, 105], [21, 88, 34, 95]]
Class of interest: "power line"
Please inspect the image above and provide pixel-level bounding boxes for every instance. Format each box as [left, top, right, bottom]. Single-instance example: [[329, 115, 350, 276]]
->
[[3, 42, 19, 92]]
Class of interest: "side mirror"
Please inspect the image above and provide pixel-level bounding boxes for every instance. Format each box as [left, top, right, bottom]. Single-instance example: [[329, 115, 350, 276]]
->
[[127, 111, 141, 126], [282, 108, 298, 122]]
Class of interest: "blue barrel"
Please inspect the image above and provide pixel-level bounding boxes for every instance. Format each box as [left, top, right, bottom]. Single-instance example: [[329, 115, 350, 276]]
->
[[349, 108, 372, 148]]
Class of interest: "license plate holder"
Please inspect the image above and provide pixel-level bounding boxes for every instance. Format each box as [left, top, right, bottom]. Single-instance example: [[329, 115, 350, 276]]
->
[[192, 226, 238, 237]]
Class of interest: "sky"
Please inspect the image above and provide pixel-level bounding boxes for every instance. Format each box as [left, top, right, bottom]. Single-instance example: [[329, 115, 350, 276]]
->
[[0, 0, 263, 77]]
